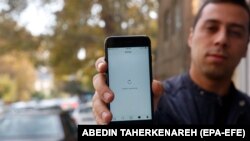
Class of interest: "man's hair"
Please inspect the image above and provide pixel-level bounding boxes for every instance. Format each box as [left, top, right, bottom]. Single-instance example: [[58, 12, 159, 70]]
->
[[193, 0, 250, 33]]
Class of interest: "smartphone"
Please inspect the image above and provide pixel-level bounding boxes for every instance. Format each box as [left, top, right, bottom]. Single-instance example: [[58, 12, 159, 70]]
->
[[105, 35, 153, 124]]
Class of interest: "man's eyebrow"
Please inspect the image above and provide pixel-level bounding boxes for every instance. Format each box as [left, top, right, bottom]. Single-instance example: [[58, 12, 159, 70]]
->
[[203, 19, 220, 25], [228, 23, 246, 31], [204, 19, 246, 30]]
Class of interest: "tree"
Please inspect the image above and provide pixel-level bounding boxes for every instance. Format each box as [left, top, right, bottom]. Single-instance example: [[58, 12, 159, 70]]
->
[[0, 0, 51, 101], [0, 74, 17, 103], [0, 52, 36, 102], [0, 0, 41, 55], [0, 0, 159, 95], [49, 0, 158, 92]]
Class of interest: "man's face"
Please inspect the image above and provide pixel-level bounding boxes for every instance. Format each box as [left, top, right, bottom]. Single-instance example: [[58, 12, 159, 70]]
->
[[188, 3, 249, 80]]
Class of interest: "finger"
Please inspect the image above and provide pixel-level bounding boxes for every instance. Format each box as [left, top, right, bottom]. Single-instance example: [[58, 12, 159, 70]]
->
[[152, 80, 164, 111], [93, 73, 114, 103], [95, 57, 107, 73], [92, 92, 112, 125], [152, 80, 164, 97]]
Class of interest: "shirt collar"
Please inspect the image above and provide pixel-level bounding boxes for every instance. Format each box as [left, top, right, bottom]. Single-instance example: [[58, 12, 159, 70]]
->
[[182, 72, 236, 99]]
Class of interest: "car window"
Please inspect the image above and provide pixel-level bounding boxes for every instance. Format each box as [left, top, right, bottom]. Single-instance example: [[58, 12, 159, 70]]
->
[[0, 114, 64, 139], [79, 106, 92, 113]]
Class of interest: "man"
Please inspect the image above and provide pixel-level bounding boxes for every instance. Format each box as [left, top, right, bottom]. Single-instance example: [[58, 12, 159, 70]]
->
[[92, 0, 250, 124]]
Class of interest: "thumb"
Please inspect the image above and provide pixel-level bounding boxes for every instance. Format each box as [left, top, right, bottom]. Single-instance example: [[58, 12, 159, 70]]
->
[[152, 80, 164, 111]]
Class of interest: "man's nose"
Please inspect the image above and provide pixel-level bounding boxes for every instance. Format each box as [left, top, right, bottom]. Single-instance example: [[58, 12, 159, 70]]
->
[[214, 28, 228, 48]]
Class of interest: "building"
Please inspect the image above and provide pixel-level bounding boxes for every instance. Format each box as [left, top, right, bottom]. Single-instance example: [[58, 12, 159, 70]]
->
[[236, 0, 250, 95], [34, 66, 54, 97], [236, 44, 250, 95], [155, 0, 200, 80], [155, 0, 250, 95]]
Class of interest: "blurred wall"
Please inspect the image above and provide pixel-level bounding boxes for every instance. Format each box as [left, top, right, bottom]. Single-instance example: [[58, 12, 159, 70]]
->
[[236, 49, 250, 96], [155, 0, 198, 80], [236, 0, 250, 96]]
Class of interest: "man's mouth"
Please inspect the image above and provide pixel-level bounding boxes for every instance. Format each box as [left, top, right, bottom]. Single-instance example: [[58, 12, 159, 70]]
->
[[206, 53, 227, 63]]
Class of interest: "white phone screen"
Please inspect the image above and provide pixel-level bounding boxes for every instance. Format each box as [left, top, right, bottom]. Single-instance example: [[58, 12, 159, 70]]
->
[[108, 46, 152, 122]]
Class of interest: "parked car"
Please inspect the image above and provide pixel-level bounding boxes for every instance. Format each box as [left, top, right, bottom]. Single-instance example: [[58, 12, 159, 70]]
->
[[0, 100, 6, 115], [0, 109, 77, 141], [71, 101, 95, 125]]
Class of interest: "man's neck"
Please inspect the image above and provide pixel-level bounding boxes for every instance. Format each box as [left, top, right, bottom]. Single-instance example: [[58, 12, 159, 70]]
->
[[189, 69, 232, 96]]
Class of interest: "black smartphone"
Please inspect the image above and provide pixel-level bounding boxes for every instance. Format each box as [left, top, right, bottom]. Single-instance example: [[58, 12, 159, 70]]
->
[[105, 35, 153, 124]]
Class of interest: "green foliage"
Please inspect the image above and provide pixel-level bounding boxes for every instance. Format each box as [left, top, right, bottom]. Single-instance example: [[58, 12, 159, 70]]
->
[[32, 91, 46, 100], [0, 0, 159, 96], [0, 1, 47, 101], [0, 53, 36, 102], [0, 14, 40, 56], [0, 74, 17, 103], [49, 0, 158, 92]]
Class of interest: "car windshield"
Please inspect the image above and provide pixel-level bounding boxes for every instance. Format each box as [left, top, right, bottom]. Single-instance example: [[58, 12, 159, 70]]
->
[[79, 106, 92, 113], [0, 114, 64, 139]]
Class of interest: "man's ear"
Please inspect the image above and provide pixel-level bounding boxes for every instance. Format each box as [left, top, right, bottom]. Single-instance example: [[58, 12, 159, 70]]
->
[[188, 28, 194, 49]]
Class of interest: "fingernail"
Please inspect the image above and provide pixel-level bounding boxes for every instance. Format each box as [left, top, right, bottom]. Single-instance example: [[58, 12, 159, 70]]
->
[[101, 112, 108, 125], [97, 62, 103, 70], [104, 92, 111, 101]]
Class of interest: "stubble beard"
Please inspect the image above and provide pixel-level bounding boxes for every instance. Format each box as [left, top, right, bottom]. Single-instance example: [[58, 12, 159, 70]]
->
[[200, 62, 233, 81]]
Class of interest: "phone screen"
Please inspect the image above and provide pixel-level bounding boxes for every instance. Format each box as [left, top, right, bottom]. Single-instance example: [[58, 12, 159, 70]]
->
[[107, 46, 152, 122]]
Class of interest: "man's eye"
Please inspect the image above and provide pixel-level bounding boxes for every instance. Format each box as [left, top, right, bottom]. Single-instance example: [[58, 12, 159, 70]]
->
[[229, 30, 243, 38], [206, 26, 218, 32]]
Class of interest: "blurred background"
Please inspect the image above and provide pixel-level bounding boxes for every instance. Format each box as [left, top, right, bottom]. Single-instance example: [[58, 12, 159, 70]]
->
[[0, 0, 249, 138]]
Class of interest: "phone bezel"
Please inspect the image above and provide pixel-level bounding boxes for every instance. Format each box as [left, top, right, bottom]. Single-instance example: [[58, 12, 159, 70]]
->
[[104, 35, 154, 124]]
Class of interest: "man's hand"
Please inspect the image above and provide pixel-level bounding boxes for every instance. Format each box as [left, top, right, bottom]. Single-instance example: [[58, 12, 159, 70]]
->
[[92, 57, 164, 124]]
